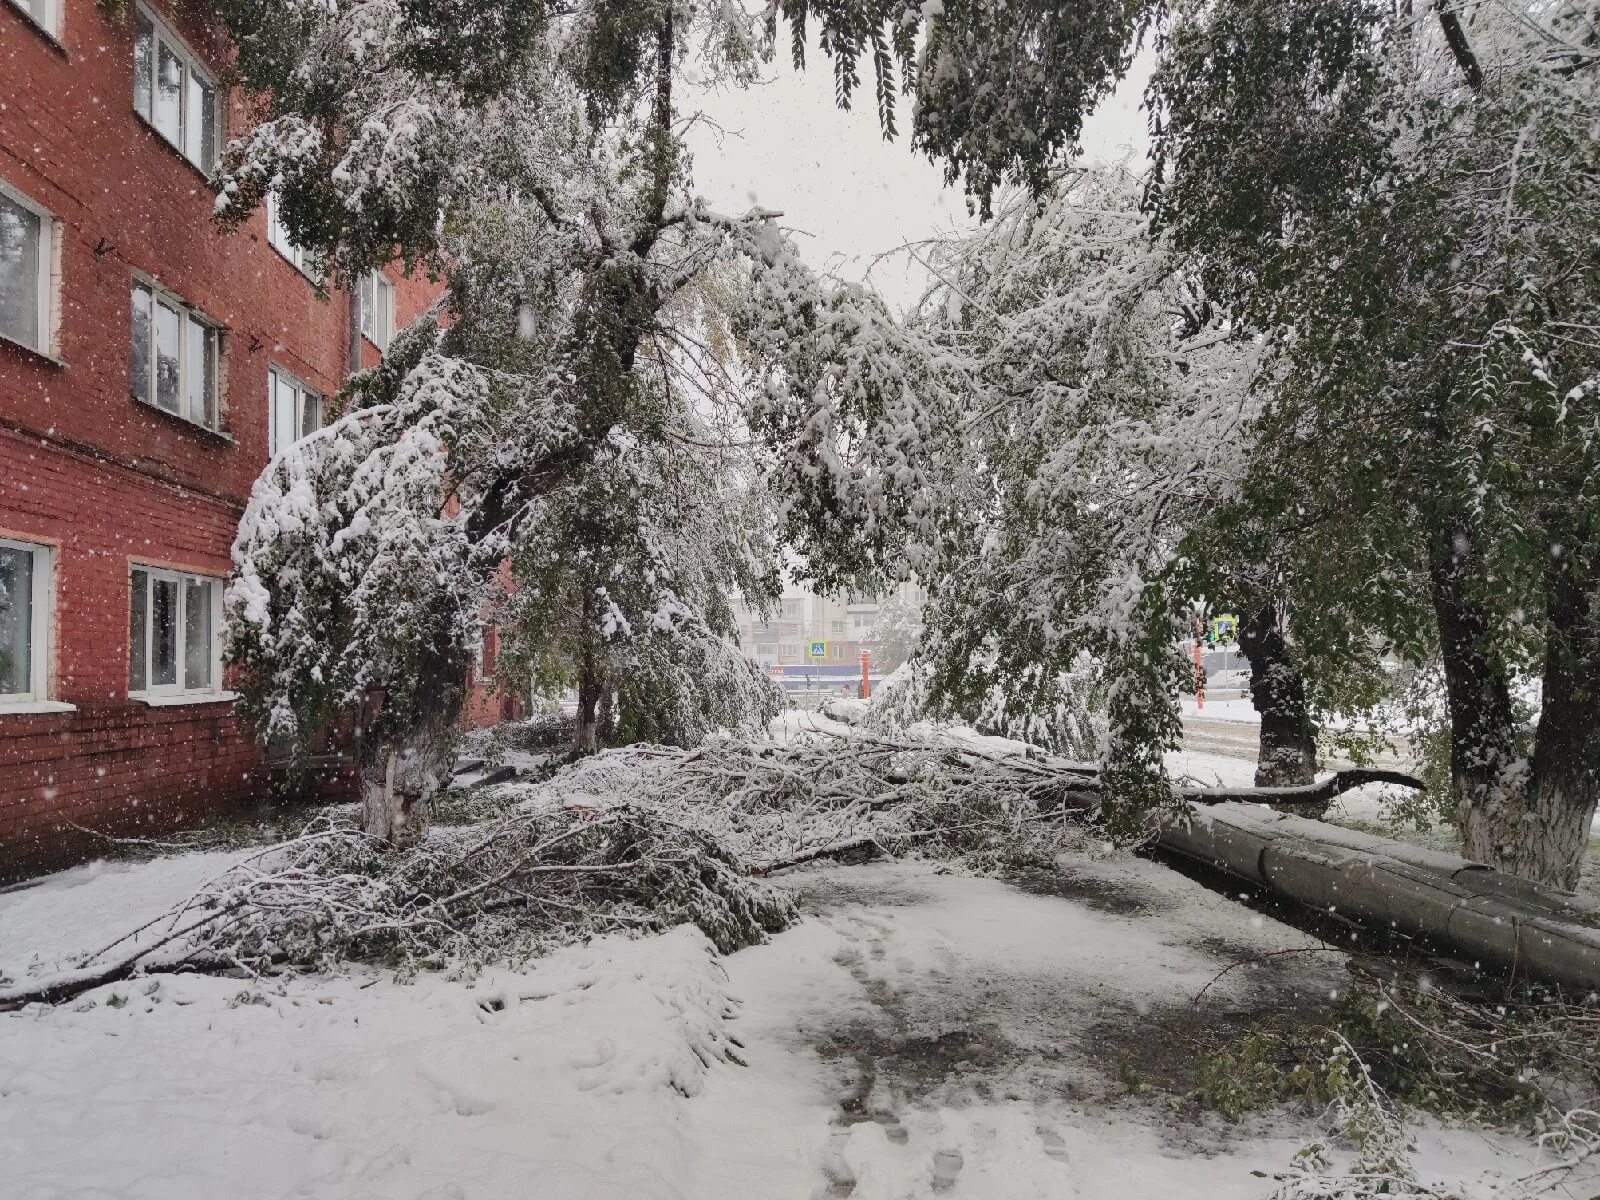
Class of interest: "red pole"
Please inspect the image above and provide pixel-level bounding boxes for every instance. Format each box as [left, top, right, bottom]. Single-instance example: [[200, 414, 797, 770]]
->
[[1193, 620, 1206, 711], [859, 649, 872, 700]]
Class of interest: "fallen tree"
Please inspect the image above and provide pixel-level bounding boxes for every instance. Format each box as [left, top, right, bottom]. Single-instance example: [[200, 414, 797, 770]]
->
[[0, 730, 1429, 1009]]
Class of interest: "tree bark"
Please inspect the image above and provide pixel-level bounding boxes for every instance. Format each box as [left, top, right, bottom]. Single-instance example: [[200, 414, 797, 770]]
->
[[575, 616, 603, 752], [1516, 519, 1600, 889], [1238, 603, 1319, 792], [1429, 524, 1526, 874], [576, 673, 603, 753]]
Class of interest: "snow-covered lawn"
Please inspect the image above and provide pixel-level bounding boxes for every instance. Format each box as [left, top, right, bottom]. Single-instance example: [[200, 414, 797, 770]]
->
[[3, 842, 1584, 1198]]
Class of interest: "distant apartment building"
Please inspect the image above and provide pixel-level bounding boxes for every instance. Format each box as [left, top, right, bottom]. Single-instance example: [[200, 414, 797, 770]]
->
[[731, 583, 926, 684], [0, 0, 469, 873]]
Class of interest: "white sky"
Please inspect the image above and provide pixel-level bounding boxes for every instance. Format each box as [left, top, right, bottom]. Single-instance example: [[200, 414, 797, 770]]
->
[[687, 46, 1153, 314]]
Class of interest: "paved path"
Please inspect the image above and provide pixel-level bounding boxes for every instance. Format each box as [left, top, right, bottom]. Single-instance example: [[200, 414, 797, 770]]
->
[[710, 860, 1357, 1199]]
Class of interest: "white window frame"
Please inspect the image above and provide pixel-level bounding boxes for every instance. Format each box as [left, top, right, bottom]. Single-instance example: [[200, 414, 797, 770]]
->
[[0, 537, 55, 710], [130, 276, 222, 431], [128, 565, 225, 702], [359, 270, 395, 352], [0, 179, 56, 358], [11, 0, 60, 40], [265, 191, 320, 279], [267, 366, 324, 458], [132, 3, 222, 174]]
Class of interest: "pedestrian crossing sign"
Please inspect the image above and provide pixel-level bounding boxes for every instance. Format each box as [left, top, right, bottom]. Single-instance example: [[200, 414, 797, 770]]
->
[[809, 641, 827, 659]]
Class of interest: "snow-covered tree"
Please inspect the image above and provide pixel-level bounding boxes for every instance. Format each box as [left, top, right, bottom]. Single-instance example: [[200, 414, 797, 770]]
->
[[862, 589, 923, 671], [1142, 0, 1600, 884], [213, 1, 933, 839], [496, 371, 786, 752], [890, 168, 1275, 833], [793, 0, 1600, 884]]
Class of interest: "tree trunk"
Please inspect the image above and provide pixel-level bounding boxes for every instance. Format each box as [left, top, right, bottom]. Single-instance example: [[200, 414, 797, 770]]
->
[[576, 675, 602, 752], [1429, 524, 1526, 875], [362, 749, 408, 842], [575, 630, 602, 752], [1238, 603, 1319, 793], [1515, 520, 1600, 889]]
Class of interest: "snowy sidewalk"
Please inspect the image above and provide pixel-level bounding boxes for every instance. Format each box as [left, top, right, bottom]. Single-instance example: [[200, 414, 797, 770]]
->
[[1, 852, 1582, 1198]]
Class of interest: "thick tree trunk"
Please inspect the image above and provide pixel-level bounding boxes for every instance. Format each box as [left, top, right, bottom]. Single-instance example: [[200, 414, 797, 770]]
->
[[1515, 521, 1600, 889], [1429, 524, 1527, 875], [358, 614, 471, 844], [1238, 603, 1318, 792], [576, 673, 602, 752], [362, 750, 408, 842], [575, 623, 603, 752]]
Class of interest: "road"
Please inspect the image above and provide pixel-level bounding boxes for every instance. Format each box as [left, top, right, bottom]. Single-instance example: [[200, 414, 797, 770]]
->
[[1182, 713, 1416, 774]]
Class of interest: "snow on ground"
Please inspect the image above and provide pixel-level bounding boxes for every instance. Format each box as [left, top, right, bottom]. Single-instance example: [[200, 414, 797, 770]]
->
[[1, 927, 737, 1199], [0, 848, 262, 984], [3, 842, 1580, 1198], [1179, 696, 1261, 724]]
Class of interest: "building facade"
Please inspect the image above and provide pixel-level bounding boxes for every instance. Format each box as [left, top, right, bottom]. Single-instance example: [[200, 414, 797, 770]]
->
[[0, 0, 449, 874], [731, 583, 926, 692]]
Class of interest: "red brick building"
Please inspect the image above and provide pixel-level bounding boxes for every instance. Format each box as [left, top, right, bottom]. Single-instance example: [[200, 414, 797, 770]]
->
[[0, 0, 467, 875]]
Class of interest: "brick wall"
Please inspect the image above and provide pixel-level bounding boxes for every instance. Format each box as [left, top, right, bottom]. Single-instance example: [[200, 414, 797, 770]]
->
[[0, 0, 447, 877]]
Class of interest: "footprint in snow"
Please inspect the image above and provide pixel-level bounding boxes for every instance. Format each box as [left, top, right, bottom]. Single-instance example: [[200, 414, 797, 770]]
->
[[1036, 1125, 1070, 1163], [930, 1147, 965, 1193]]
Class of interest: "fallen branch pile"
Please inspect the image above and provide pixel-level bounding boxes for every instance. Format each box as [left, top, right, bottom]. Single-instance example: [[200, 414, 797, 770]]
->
[[2, 728, 1424, 1008], [509, 731, 1424, 873], [1, 804, 794, 1008]]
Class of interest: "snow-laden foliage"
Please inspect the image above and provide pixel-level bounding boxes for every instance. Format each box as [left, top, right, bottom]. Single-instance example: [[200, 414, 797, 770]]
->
[[13, 803, 797, 994], [1141, 0, 1600, 885], [784, 0, 1600, 880], [228, 352, 515, 758], [867, 659, 1104, 763], [467, 730, 1101, 874], [872, 168, 1262, 835], [211, 1, 958, 825], [762, 0, 1156, 215], [498, 396, 786, 749]]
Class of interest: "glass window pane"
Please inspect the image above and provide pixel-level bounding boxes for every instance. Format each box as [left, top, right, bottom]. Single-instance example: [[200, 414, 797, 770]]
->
[[359, 273, 375, 339], [155, 41, 183, 145], [186, 315, 212, 426], [133, 15, 154, 119], [271, 374, 297, 455], [202, 329, 218, 428], [183, 579, 212, 689], [130, 285, 152, 403], [300, 391, 321, 438], [151, 576, 178, 687], [155, 299, 181, 413], [129, 569, 148, 693], [0, 546, 35, 696], [203, 83, 218, 170], [0, 192, 43, 351], [185, 73, 216, 168]]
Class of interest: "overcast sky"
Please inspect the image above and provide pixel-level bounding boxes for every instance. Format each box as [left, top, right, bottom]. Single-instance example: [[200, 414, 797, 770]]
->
[[687, 47, 1153, 314]]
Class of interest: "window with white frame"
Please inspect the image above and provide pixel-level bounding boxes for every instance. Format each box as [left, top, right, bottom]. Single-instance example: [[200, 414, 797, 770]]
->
[[132, 6, 220, 173], [268, 367, 323, 457], [0, 183, 53, 356], [0, 539, 52, 706], [265, 191, 319, 277], [131, 280, 220, 430], [128, 566, 222, 697], [13, 0, 59, 39], [359, 270, 395, 351]]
